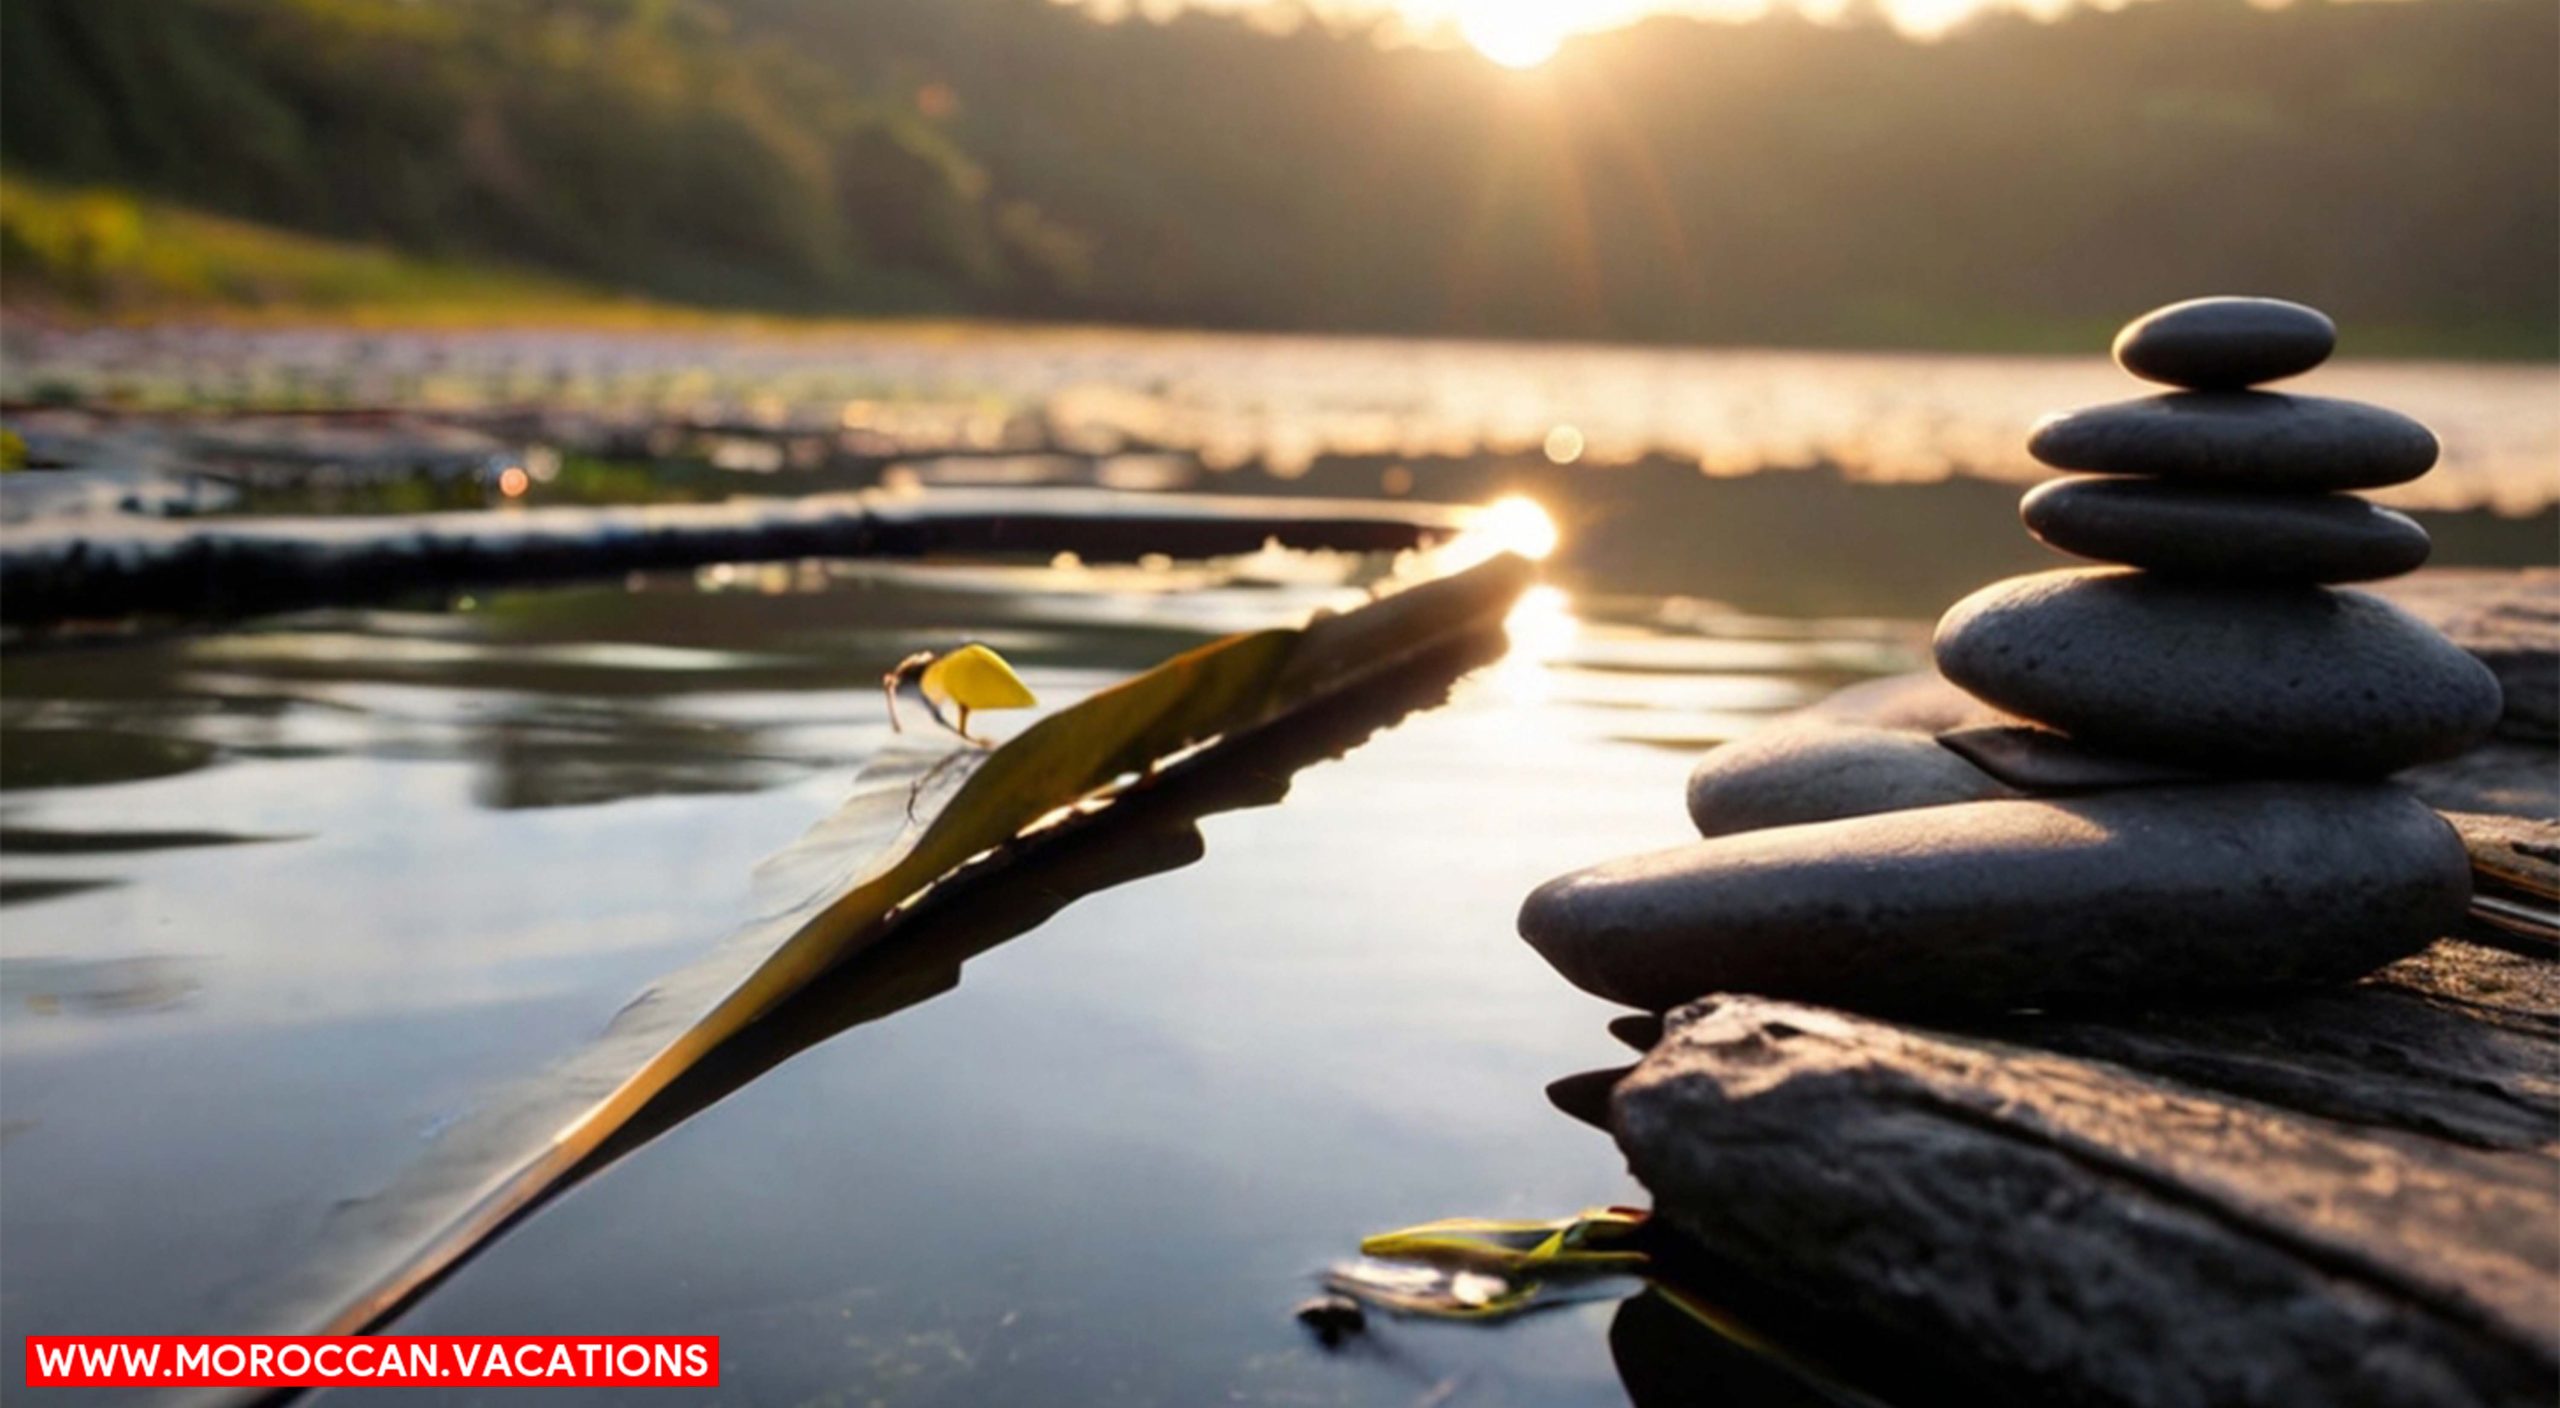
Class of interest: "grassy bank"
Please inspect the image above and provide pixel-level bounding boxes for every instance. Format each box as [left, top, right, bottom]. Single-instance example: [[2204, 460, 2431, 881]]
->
[[0, 173, 679, 327], [4, 172, 2551, 359]]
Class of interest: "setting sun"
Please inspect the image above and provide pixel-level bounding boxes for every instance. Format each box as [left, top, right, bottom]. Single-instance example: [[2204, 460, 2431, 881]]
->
[[1454, 1, 1569, 67]]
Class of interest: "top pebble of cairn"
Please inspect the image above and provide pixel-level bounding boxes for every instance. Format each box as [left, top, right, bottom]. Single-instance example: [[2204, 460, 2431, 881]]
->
[[2111, 295, 2337, 389], [2028, 297, 2437, 494]]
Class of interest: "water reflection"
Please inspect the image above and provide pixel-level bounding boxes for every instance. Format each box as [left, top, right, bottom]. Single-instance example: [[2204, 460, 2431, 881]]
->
[[4, 540, 1944, 1403], [1491, 584, 1580, 708], [9, 329, 2553, 512], [0, 955, 202, 1015], [466, 700, 804, 811], [1609, 1290, 1864, 1408], [0, 825, 295, 854], [311, 593, 1919, 1405], [0, 877, 124, 907], [0, 726, 217, 790], [0, 557, 1387, 820], [583, 625, 1512, 1183]]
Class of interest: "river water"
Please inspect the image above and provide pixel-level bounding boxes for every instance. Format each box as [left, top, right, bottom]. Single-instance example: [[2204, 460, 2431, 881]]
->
[[0, 325, 2551, 1404], [8, 324, 2557, 512], [1, 549, 1922, 1404]]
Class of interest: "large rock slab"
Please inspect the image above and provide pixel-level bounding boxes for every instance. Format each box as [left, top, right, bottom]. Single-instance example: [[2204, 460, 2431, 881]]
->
[[1685, 721, 2013, 837], [2028, 392, 2438, 490], [1798, 669, 2004, 732], [2020, 477, 2431, 583], [1613, 973, 2559, 1408], [1519, 782, 2468, 1014], [2401, 740, 2560, 823], [2111, 295, 2337, 389], [1935, 569, 2504, 775], [2374, 569, 2560, 742]]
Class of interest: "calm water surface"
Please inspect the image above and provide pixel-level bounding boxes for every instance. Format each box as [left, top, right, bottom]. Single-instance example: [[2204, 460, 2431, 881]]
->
[[0, 545, 1915, 1404], [10, 324, 2556, 510], [3, 322, 2547, 1403]]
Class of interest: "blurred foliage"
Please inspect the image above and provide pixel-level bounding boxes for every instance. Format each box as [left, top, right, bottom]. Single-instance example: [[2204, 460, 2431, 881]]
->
[[2, 0, 2552, 352], [0, 0, 1089, 314], [221, 454, 733, 515], [0, 172, 617, 314]]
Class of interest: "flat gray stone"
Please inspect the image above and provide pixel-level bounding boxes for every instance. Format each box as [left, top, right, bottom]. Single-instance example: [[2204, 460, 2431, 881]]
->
[[2021, 477, 2431, 582], [2374, 568, 2560, 741], [1685, 721, 2012, 837], [1518, 782, 2468, 1014], [2400, 739, 2560, 826], [2111, 296, 2337, 389], [1796, 670, 2003, 733], [2028, 392, 2438, 490], [1934, 569, 2503, 775], [1800, 671, 2553, 817], [1815, 568, 2554, 755]]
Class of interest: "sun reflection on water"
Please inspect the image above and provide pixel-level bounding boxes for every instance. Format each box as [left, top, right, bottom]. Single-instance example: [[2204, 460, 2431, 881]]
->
[[1425, 492, 1561, 577], [1491, 583, 1579, 706]]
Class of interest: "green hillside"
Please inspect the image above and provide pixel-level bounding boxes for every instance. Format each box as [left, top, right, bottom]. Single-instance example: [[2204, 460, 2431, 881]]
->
[[0, 172, 637, 318], [5, 0, 2553, 353]]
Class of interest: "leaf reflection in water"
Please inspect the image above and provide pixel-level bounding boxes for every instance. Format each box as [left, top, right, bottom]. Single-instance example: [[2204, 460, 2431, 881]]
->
[[237, 552, 1530, 1380]]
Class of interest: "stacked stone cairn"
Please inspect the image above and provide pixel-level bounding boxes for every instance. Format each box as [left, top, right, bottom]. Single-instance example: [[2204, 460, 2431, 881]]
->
[[1520, 297, 2503, 1016]]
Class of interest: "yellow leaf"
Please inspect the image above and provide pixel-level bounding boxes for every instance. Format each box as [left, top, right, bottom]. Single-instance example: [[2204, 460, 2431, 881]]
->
[[919, 643, 1038, 714]]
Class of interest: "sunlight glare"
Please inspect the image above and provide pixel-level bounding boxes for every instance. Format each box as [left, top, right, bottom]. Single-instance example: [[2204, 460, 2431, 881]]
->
[[1479, 494, 1561, 560], [1503, 584, 1576, 660], [1457, 2, 1566, 67], [1492, 583, 1579, 706]]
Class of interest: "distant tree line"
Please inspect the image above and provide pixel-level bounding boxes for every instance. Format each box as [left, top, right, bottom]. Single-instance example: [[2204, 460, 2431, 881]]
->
[[0, 0, 1091, 310], [5, 0, 2553, 351]]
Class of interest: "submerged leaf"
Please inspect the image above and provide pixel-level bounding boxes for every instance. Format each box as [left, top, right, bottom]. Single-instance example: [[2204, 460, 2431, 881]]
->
[[1359, 1206, 1652, 1272], [1321, 1259, 1630, 1321]]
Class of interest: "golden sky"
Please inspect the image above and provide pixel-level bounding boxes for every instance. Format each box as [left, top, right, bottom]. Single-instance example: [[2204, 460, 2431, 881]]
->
[[1084, 0, 2132, 57]]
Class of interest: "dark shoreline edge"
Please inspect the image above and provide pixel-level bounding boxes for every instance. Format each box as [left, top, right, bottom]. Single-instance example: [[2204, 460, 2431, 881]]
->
[[0, 487, 1471, 631]]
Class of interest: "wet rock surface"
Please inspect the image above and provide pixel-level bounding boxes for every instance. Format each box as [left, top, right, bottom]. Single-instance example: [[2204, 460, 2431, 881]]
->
[[2111, 295, 2337, 390], [1614, 980, 2560, 1408], [2021, 476, 2432, 582], [1683, 721, 2013, 837], [1522, 782, 2469, 1015], [2375, 569, 2560, 741], [2028, 392, 2439, 490], [1935, 569, 2504, 775]]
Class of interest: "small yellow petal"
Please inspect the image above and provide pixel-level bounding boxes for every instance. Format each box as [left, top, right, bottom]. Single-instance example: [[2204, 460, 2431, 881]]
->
[[919, 643, 1037, 713]]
